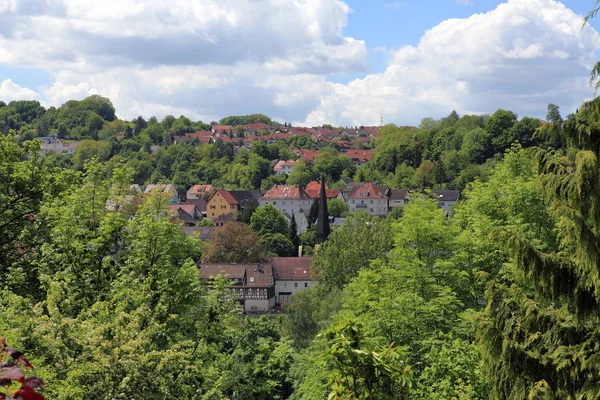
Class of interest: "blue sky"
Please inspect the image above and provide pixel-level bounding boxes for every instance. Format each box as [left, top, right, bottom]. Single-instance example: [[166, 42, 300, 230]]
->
[[1, 0, 599, 126]]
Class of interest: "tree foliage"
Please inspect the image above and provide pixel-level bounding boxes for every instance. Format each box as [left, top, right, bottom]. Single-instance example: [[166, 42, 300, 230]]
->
[[203, 222, 262, 264]]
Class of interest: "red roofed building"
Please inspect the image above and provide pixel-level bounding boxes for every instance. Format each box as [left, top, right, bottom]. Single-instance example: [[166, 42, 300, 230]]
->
[[198, 263, 276, 312], [304, 181, 340, 199], [187, 184, 215, 200], [344, 150, 373, 167], [259, 185, 314, 216], [347, 182, 389, 216], [299, 149, 323, 164], [168, 204, 203, 226], [211, 125, 233, 135], [206, 189, 239, 219]]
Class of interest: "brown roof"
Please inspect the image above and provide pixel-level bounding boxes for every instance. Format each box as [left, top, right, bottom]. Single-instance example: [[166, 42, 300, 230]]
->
[[198, 263, 274, 287], [169, 204, 198, 215], [348, 183, 388, 199], [181, 226, 214, 240], [185, 198, 207, 212], [270, 257, 314, 281], [260, 185, 312, 201], [246, 264, 274, 287], [389, 189, 409, 201], [199, 264, 246, 279]]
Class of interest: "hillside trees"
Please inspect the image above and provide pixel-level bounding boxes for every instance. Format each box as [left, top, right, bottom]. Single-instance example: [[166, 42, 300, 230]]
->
[[0, 160, 228, 399], [312, 212, 393, 289], [478, 98, 600, 399]]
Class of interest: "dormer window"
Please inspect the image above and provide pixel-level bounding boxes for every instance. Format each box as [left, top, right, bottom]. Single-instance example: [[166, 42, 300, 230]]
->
[[249, 277, 255, 283]]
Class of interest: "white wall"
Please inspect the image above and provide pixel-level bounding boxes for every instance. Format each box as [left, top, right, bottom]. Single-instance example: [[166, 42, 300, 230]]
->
[[275, 280, 318, 304], [348, 198, 388, 216], [259, 199, 313, 216]]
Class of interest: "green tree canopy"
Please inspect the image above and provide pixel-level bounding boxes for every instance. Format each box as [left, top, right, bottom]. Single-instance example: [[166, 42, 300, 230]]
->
[[250, 205, 290, 237]]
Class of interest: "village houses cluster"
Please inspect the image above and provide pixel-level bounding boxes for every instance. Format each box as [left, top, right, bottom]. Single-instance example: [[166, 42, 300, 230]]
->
[[51, 122, 460, 313], [135, 181, 459, 312]]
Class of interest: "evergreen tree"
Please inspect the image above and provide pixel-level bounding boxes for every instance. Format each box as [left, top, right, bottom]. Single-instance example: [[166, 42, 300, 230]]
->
[[289, 213, 300, 255], [433, 158, 447, 186], [479, 97, 600, 399]]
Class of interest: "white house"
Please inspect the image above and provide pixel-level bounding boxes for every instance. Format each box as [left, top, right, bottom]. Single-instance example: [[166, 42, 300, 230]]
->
[[347, 183, 389, 216], [259, 185, 314, 216], [273, 160, 298, 176], [432, 190, 460, 215], [271, 257, 318, 305]]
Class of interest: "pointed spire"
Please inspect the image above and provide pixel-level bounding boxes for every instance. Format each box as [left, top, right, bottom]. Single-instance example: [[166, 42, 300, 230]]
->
[[315, 175, 330, 244]]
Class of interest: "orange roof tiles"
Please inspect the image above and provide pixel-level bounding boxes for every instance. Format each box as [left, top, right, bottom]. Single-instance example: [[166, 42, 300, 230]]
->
[[304, 181, 340, 199], [260, 185, 312, 201], [348, 183, 388, 199]]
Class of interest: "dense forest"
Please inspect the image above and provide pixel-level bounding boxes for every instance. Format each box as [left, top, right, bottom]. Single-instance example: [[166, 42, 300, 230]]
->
[[2, 84, 600, 399]]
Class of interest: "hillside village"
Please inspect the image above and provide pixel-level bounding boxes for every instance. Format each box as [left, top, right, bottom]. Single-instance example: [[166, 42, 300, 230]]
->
[[1, 94, 586, 399]]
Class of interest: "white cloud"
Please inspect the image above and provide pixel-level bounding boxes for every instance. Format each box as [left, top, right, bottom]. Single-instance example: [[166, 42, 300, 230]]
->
[[304, 0, 600, 126], [0, 79, 40, 101], [0, 0, 599, 127], [0, 0, 368, 122]]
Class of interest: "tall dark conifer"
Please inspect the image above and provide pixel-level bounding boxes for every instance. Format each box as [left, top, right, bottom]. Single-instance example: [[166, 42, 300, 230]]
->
[[289, 213, 300, 256], [315, 177, 330, 245], [479, 97, 600, 399]]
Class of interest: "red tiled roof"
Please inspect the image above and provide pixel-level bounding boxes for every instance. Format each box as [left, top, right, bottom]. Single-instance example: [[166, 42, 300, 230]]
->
[[304, 181, 340, 199], [260, 185, 312, 201], [345, 150, 373, 162], [274, 160, 298, 172], [217, 189, 239, 205], [300, 149, 322, 162], [348, 183, 388, 199], [270, 257, 314, 281], [185, 130, 213, 137], [243, 123, 272, 131], [188, 184, 214, 195], [212, 125, 232, 131]]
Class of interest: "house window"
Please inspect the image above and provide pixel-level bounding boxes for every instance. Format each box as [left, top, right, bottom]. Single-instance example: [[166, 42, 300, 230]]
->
[[249, 277, 255, 283], [370, 200, 373, 204], [304, 283, 308, 288], [283, 209, 286, 213], [273, 201, 277, 205], [295, 282, 298, 288], [370, 208, 373, 212]]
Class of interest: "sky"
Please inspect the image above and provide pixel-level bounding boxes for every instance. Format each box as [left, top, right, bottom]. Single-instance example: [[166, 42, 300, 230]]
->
[[1, 0, 600, 126]]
